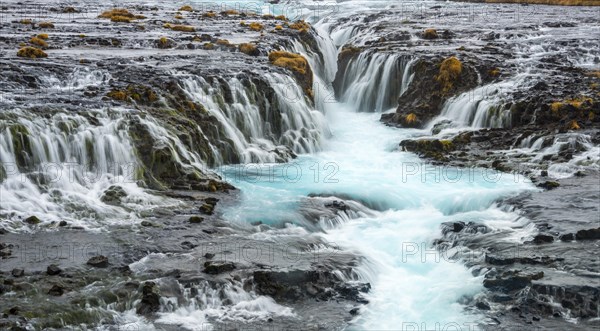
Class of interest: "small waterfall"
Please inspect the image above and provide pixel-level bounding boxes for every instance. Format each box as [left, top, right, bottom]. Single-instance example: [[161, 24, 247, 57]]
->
[[433, 75, 529, 130], [178, 73, 326, 164], [336, 52, 414, 113]]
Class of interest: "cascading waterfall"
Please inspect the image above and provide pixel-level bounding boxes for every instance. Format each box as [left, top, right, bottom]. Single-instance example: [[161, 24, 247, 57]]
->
[[217, 17, 536, 331], [336, 52, 414, 112], [0, 109, 178, 230], [178, 72, 327, 163]]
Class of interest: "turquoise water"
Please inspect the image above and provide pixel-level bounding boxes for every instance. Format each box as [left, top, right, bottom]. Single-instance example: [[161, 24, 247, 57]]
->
[[220, 101, 534, 329]]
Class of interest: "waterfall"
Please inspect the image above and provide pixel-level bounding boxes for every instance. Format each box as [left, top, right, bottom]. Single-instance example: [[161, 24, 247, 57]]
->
[[432, 74, 529, 130], [0, 109, 174, 230], [178, 73, 326, 164], [336, 52, 414, 113]]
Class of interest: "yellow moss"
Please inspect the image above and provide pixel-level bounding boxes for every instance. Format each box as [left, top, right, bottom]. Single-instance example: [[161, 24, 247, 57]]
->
[[192, 36, 202, 42], [158, 37, 169, 48], [111, 15, 133, 23], [239, 43, 258, 55], [591, 83, 599, 90], [223, 10, 239, 15], [588, 71, 600, 78], [489, 68, 500, 77], [567, 96, 593, 109], [107, 90, 127, 101], [268, 51, 308, 75], [203, 11, 217, 18], [174, 14, 184, 19], [19, 42, 26, 47], [17, 46, 47, 59], [36, 33, 49, 40], [30, 37, 48, 48], [436, 57, 463, 92], [567, 120, 580, 130], [99, 8, 134, 19], [339, 45, 362, 59], [423, 28, 438, 39], [204, 42, 214, 50], [405, 113, 418, 124], [441, 140, 453, 149], [550, 101, 563, 113], [275, 25, 283, 31], [589, 112, 596, 121], [79, 34, 86, 38], [249, 22, 264, 31], [170, 25, 196, 32], [275, 15, 287, 21], [240, 21, 246, 26], [38, 22, 54, 28], [262, 14, 275, 19], [179, 5, 194, 11], [216, 39, 230, 45], [134, 15, 146, 19], [288, 20, 310, 33]]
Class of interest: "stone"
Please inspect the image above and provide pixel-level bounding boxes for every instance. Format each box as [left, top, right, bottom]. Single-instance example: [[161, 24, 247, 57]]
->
[[203, 261, 235, 274], [47, 264, 62, 275], [136, 281, 161, 315], [189, 216, 204, 223], [87, 255, 109, 268], [11, 269, 24, 278], [23, 216, 41, 224], [48, 284, 64, 296]]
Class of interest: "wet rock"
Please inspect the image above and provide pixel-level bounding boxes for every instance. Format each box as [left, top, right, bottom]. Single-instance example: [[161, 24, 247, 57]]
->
[[476, 301, 491, 310], [349, 307, 360, 315], [100, 185, 127, 205], [537, 181, 560, 190], [199, 203, 215, 215], [559, 233, 575, 241], [136, 282, 161, 315], [532, 234, 554, 244], [48, 284, 64, 296], [140, 221, 155, 227], [189, 216, 204, 223], [46, 264, 62, 275], [11, 269, 24, 278], [58, 220, 68, 227], [181, 241, 197, 249], [324, 200, 348, 212], [203, 261, 235, 274], [204, 253, 215, 259], [483, 271, 544, 292], [0, 246, 11, 257], [23, 216, 41, 225], [86, 255, 109, 268], [575, 228, 600, 240]]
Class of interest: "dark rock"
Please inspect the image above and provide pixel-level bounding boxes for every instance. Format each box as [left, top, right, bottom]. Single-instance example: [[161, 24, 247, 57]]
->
[[204, 253, 215, 259], [559, 233, 575, 241], [136, 282, 161, 315], [189, 216, 204, 223], [532, 234, 554, 244], [23, 216, 41, 225], [181, 241, 197, 249], [58, 220, 68, 227], [8, 306, 19, 315], [100, 185, 127, 205], [199, 203, 214, 215], [483, 271, 543, 292], [540, 170, 548, 177], [140, 221, 155, 227], [11, 269, 24, 278], [46, 264, 62, 275], [86, 255, 109, 268], [575, 228, 600, 240], [475, 301, 491, 310], [203, 261, 235, 274], [537, 181, 559, 190], [48, 284, 64, 296], [349, 307, 360, 315]]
